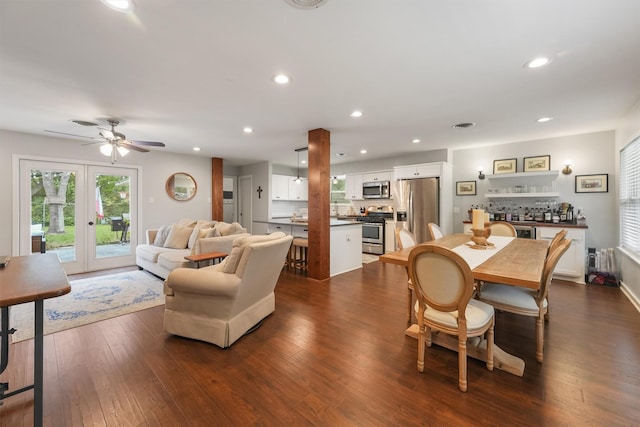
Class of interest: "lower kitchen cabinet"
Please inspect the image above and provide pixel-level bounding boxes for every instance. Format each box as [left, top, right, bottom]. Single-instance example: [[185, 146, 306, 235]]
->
[[537, 226, 586, 284]]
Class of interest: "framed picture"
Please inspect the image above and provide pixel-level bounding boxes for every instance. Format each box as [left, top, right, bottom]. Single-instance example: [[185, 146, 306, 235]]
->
[[456, 180, 476, 196], [493, 158, 517, 174], [524, 155, 551, 172], [575, 174, 608, 193]]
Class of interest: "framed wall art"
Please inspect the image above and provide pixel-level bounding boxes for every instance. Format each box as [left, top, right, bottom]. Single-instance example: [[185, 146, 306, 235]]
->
[[575, 174, 608, 193], [493, 158, 517, 174], [524, 155, 551, 172], [456, 180, 477, 196]]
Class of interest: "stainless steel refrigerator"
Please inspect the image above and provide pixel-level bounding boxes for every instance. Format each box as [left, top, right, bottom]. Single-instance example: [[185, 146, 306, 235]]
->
[[392, 178, 439, 244]]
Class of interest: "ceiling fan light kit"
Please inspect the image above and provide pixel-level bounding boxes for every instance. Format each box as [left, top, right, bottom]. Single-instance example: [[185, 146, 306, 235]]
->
[[283, 0, 328, 10]]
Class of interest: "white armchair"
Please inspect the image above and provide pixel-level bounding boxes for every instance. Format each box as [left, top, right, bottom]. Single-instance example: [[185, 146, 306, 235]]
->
[[163, 232, 293, 348]]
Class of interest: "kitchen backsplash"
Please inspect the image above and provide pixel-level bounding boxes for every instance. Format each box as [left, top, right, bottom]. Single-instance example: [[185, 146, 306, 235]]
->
[[272, 200, 394, 218]]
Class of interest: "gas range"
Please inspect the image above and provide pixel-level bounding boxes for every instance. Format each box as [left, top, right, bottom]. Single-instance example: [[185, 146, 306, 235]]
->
[[355, 212, 393, 224]]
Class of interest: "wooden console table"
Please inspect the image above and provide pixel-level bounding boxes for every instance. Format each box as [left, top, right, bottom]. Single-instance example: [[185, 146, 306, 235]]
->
[[0, 253, 71, 427], [184, 251, 227, 268]]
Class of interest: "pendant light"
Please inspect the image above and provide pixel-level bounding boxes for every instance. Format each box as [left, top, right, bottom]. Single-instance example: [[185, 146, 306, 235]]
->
[[294, 147, 307, 184]]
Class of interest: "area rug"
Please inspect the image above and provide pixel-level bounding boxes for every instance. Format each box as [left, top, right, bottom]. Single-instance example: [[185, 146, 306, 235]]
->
[[9, 270, 164, 343], [362, 253, 379, 264]]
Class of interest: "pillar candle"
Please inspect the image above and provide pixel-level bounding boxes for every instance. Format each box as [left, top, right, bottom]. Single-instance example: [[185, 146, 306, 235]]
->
[[472, 209, 484, 230]]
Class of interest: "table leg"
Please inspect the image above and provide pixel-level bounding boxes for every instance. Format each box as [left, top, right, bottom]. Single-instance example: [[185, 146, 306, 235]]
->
[[405, 324, 525, 377], [34, 299, 44, 426]]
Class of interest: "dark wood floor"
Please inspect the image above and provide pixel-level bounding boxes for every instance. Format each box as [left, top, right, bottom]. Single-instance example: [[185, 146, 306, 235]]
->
[[1, 261, 639, 426]]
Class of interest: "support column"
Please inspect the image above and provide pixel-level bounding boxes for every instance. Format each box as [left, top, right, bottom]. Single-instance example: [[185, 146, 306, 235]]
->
[[307, 128, 330, 280], [212, 157, 223, 221]]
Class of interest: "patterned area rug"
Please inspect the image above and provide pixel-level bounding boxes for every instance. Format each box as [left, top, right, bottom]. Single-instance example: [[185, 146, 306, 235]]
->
[[9, 270, 164, 343]]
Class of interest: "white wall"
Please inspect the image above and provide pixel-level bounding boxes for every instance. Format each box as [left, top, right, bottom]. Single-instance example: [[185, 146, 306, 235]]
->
[[0, 130, 213, 256], [451, 131, 617, 251], [615, 98, 640, 308]]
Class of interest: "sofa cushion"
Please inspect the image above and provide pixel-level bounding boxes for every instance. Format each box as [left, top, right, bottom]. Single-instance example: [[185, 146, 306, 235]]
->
[[164, 224, 194, 249], [222, 232, 287, 274], [188, 220, 216, 249], [153, 225, 171, 246], [136, 244, 167, 263], [205, 228, 221, 238], [178, 218, 197, 227], [158, 249, 192, 271]]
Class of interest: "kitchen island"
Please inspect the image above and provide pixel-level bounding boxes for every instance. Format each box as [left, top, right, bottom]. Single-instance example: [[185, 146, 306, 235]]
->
[[253, 218, 363, 277]]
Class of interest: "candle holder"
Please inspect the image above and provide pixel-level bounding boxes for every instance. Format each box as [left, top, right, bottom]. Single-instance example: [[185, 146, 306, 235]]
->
[[470, 224, 492, 247]]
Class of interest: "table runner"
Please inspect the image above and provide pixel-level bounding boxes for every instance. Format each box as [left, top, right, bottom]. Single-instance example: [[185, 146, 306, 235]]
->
[[451, 235, 514, 269]]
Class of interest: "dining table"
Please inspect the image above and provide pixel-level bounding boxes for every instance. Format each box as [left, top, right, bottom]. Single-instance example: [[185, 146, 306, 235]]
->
[[379, 233, 549, 376]]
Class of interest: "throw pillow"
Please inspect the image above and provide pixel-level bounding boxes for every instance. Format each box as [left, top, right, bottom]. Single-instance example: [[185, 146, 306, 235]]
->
[[205, 228, 221, 238], [222, 246, 245, 274], [153, 225, 171, 246], [187, 220, 215, 249], [214, 222, 234, 236], [177, 218, 197, 227], [163, 224, 194, 249]]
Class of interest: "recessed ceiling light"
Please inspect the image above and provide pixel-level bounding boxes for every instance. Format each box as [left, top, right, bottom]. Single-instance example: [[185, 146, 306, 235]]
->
[[336, 153, 347, 157], [283, 0, 329, 9], [360, 149, 367, 154], [243, 127, 253, 133], [273, 74, 291, 84], [524, 57, 550, 69], [193, 147, 201, 152], [452, 122, 476, 129], [537, 117, 553, 123], [101, 0, 135, 13], [412, 139, 420, 144], [350, 110, 363, 118]]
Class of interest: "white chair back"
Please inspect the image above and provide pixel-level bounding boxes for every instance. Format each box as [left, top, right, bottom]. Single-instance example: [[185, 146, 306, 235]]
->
[[427, 223, 444, 240], [396, 227, 417, 250]]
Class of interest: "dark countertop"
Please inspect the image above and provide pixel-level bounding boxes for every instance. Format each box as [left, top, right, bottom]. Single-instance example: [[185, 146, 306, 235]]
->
[[462, 220, 588, 229], [256, 219, 361, 227]]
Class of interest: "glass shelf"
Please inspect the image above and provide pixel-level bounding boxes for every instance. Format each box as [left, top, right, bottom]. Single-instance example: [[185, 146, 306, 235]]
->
[[485, 192, 560, 199], [486, 170, 559, 179]]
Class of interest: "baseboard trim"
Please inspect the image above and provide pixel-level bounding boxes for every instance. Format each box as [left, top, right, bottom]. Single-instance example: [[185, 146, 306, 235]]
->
[[620, 281, 640, 314]]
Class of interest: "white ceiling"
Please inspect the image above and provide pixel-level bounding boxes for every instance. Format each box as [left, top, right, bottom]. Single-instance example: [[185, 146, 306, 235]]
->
[[1, 0, 639, 168]]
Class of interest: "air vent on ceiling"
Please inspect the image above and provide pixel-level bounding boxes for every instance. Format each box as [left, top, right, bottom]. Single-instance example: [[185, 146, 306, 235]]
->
[[452, 122, 476, 129], [284, 0, 329, 9]]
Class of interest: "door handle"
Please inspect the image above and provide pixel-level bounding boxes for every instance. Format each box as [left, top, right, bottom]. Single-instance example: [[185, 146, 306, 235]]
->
[[88, 221, 94, 226]]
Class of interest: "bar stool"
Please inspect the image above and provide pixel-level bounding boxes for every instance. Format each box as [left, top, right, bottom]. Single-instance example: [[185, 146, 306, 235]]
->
[[290, 238, 308, 273]]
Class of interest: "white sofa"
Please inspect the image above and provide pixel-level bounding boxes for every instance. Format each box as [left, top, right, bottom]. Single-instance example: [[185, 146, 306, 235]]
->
[[164, 232, 293, 348], [136, 219, 249, 279]]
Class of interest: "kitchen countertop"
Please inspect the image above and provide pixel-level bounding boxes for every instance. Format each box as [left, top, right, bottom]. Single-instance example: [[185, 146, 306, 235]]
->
[[257, 218, 361, 227], [462, 220, 588, 229]]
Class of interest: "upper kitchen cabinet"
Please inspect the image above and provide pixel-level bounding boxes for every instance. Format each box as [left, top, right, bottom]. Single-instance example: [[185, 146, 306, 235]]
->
[[288, 178, 308, 201], [272, 174, 308, 201], [363, 170, 392, 183], [345, 174, 363, 200], [394, 163, 444, 180], [272, 174, 290, 200], [485, 170, 560, 198]]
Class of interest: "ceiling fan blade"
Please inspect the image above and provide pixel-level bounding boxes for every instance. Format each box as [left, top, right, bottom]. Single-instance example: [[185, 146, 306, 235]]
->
[[44, 130, 103, 140], [129, 140, 166, 147], [120, 142, 149, 153], [70, 120, 99, 127]]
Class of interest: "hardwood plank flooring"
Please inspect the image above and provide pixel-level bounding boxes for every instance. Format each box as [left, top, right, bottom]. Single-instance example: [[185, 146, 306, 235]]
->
[[1, 262, 639, 426]]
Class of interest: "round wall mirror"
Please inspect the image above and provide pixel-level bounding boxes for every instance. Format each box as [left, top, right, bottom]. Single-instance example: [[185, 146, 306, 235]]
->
[[166, 172, 197, 201]]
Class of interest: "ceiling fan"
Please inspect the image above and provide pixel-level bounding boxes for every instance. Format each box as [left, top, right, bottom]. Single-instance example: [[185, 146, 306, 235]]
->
[[45, 119, 165, 163]]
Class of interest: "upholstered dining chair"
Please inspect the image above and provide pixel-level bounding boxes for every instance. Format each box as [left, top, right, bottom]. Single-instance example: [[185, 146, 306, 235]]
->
[[477, 238, 571, 363], [489, 221, 517, 237], [427, 222, 444, 240], [396, 227, 418, 322], [409, 244, 495, 392]]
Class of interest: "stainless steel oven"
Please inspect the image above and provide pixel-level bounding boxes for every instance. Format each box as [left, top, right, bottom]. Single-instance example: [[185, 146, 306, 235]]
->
[[361, 222, 385, 255], [514, 225, 535, 239]]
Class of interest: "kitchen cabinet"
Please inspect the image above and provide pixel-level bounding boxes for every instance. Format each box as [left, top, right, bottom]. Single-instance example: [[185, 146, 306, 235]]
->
[[267, 222, 292, 235], [345, 173, 363, 200], [272, 174, 290, 200], [394, 163, 443, 180], [363, 170, 392, 183], [288, 179, 308, 201], [537, 226, 586, 283], [385, 219, 396, 252], [485, 170, 560, 199]]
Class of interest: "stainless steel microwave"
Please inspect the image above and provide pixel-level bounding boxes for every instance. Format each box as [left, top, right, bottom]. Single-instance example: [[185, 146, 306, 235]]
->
[[363, 181, 391, 199]]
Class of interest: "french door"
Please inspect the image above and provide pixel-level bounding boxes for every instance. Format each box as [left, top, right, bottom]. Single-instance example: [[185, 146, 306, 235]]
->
[[19, 159, 138, 275]]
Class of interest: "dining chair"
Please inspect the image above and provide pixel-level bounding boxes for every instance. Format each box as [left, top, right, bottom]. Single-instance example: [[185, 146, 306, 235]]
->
[[409, 244, 495, 392], [477, 238, 571, 363], [396, 227, 418, 322], [543, 229, 567, 320], [489, 221, 517, 237], [427, 222, 444, 240]]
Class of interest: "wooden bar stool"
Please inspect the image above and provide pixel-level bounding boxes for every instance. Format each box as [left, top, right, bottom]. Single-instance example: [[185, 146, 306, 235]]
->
[[290, 238, 308, 273]]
